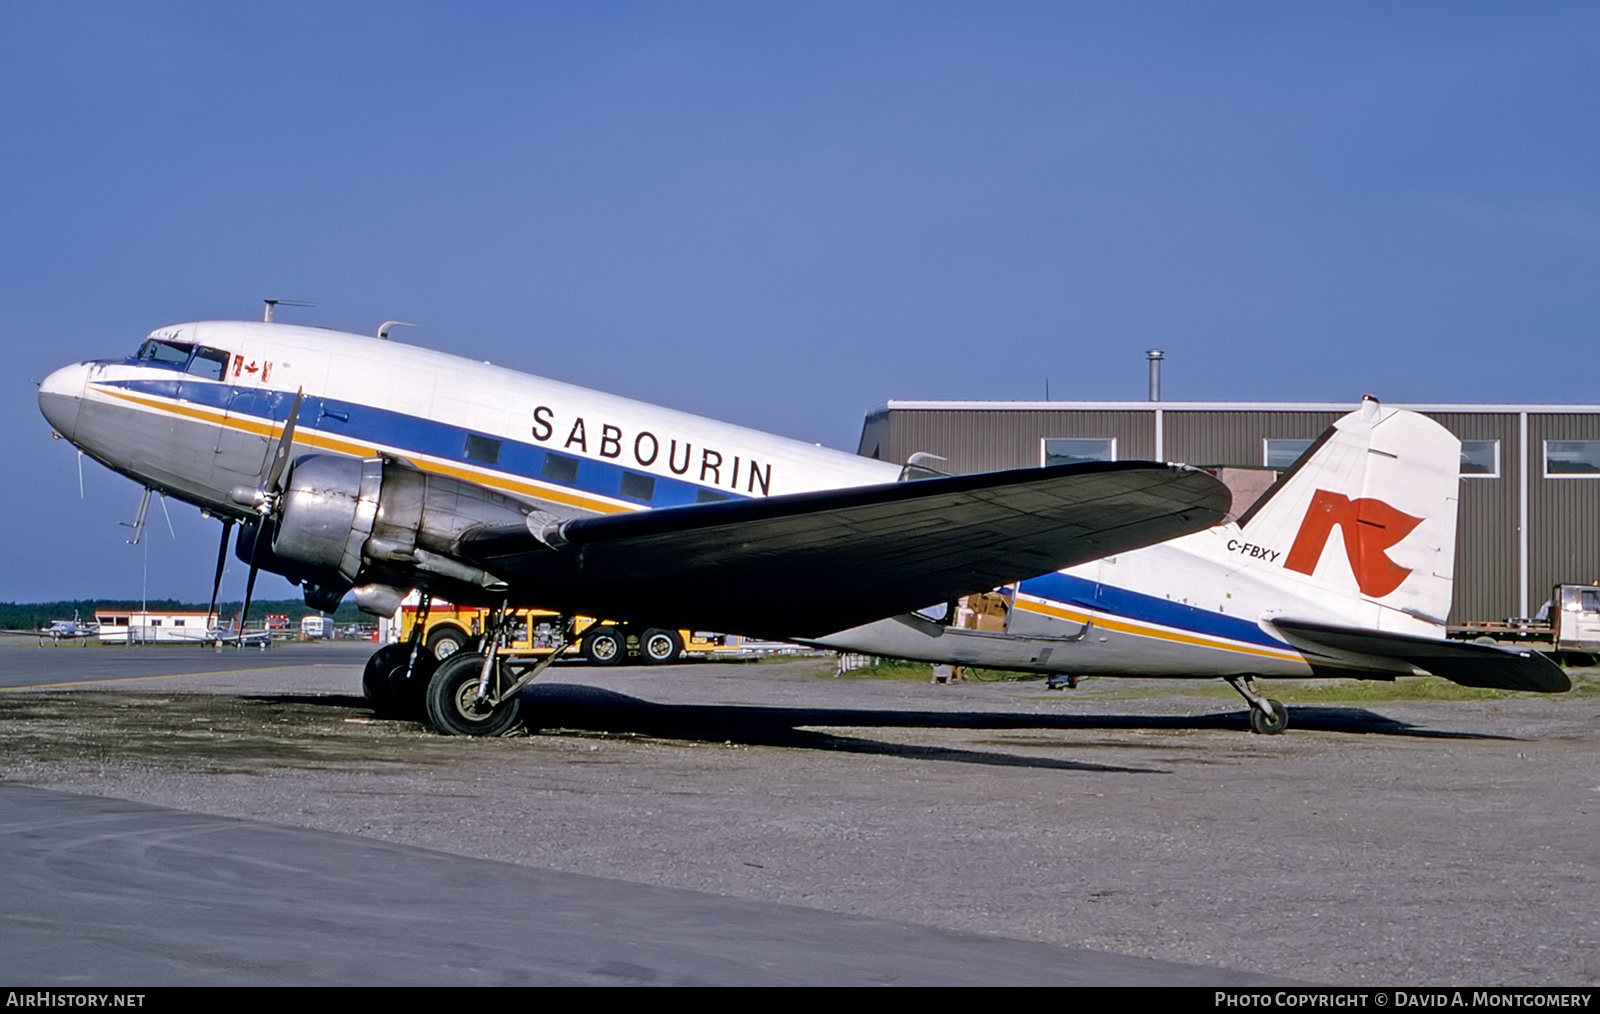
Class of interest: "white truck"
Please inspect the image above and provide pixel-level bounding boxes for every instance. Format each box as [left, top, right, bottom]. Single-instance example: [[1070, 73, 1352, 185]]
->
[[1449, 584, 1600, 667]]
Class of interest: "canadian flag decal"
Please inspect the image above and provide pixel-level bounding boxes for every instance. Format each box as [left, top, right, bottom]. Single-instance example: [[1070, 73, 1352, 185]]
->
[[1283, 490, 1423, 598]]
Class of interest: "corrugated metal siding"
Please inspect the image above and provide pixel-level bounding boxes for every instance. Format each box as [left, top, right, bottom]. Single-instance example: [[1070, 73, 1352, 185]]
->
[[870, 404, 1600, 624], [1423, 413, 1519, 623], [1529, 414, 1600, 611], [881, 409, 1158, 474], [1162, 411, 1342, 467]]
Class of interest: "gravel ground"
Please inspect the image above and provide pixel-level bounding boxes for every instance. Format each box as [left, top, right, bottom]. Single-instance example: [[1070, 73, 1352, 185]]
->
[[1, 646, 1596, 985]]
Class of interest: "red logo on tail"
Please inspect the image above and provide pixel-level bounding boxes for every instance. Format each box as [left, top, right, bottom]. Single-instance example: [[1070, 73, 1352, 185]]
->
[[1283, 490, 1423, 598]]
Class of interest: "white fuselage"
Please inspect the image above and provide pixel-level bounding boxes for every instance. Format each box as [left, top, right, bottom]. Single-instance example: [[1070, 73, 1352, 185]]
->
[[39, 321, 902, 527]]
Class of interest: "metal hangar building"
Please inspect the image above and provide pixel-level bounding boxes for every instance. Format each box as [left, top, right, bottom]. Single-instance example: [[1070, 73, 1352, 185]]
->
[[857, 400, 1600, 625]]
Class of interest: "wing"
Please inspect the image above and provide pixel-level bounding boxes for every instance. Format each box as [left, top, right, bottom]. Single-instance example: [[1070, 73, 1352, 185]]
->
[[1271, 618, 1570, 693], [460, 461, 1229, 638]]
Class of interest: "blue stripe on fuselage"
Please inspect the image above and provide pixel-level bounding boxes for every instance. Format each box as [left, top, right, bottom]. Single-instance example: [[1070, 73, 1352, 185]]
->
[[1018, 571, 1286, 650], [99, 377, 748, 509]]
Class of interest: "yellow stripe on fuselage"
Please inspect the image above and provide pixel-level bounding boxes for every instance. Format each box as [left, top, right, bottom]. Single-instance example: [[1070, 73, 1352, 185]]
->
[[1013, 596, 1304, 663], [92, 384, 638, 516]]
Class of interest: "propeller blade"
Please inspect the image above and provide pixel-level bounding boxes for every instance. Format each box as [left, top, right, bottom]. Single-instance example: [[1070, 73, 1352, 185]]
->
[[261, 388, 306, 495]]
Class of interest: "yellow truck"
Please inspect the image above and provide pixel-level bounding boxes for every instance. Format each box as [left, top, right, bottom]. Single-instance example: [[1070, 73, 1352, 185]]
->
[[399, 601, 743, 666]]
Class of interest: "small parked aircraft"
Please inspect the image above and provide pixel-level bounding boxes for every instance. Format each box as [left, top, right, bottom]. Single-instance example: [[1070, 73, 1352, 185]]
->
[[38, 313, 1228, 734], [814, 398, 1570, 732]]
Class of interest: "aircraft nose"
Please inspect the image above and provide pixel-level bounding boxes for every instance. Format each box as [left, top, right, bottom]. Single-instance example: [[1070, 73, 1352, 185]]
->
[[38, 361, 89, 442]]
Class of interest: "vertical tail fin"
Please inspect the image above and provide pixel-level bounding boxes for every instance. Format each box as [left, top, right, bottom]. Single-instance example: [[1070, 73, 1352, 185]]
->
[[1237, 397, 1460, 625]]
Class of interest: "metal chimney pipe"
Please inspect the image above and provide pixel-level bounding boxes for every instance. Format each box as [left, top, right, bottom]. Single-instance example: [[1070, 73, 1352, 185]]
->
[[1146, 349, 1164, 402]]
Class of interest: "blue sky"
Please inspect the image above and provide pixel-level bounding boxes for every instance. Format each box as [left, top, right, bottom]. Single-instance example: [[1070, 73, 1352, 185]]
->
[[4, 2, 1597, 602]]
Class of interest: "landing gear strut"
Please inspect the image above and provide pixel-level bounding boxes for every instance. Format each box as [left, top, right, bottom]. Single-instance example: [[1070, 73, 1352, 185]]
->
[[423, 604, 573, 736], [1225, 675, 1289, 735]]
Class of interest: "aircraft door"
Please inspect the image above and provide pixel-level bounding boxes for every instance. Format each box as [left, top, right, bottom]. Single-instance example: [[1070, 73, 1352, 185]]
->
[[214, 385, 274, 480]]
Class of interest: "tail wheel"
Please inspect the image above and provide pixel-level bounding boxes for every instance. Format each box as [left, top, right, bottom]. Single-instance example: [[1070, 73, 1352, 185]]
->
[[426, 626, 470, 661], [1249, 699, 1289, 735], [640, 628, 683, 665], [424, 652, 523, 736], [583, 627, 626, 666]]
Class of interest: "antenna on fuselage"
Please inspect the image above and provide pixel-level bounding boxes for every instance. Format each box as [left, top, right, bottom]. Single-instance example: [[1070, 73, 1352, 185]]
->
[[377, 320, 417, 340], [262, 299, 316, 323]]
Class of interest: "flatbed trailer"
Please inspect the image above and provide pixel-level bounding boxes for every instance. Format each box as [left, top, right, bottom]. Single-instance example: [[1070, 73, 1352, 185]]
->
[[1448, 583, 1600, 666]]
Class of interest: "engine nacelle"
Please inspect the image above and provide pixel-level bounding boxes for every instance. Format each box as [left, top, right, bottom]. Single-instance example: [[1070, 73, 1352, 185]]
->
[[270, 454, 549, 609]]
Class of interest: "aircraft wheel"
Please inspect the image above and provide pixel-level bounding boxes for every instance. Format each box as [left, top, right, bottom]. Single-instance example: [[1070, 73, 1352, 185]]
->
[[583, 627, 626, 666], [425, 653, 523, 736], [387, 651, 438, 716], [364, 644, 436, 718], [362, 645, 409, 710], [1249, 699, 1289, 735], [640, 628, 682, 665], [426, 626, 469, 661]]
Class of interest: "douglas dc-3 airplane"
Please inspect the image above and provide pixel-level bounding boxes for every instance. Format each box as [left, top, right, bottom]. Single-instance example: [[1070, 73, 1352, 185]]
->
[[815, 398, 1570, 731], [38, 314, 1229, 735]]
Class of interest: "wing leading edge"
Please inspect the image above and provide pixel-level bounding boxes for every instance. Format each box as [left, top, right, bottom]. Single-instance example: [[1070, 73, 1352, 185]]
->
[[461, 461, 1231, 638]]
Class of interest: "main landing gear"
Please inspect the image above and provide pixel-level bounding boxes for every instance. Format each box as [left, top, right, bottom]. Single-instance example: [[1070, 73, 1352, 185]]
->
[[420, 604, 574, 737], [1225, 675, 1289, 734], [363, 594, 439, 716]]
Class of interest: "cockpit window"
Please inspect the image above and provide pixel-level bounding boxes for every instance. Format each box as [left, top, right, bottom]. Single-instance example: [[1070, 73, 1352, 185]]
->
[[136, 339, 195, 367], [186, 346, 231, 381]]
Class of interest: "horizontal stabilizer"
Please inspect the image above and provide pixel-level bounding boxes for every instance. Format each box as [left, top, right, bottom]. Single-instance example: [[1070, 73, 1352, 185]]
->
[[1272, 618, 1570, 693], [463, 461, 1229, 638]]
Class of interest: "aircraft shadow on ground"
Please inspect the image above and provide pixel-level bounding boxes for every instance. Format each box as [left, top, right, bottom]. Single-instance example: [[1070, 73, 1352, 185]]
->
[[248, 685, 1507, 776], [512, 684, 1506, 744]]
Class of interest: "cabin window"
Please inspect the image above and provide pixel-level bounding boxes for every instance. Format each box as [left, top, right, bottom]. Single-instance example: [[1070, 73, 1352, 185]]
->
[[619, 471, 656, 502], [186, 346, 231, 381], [135, 339, 194, 368], [1545, 440, 1600, 477], [1042, 437, 1115, 467], [696, 490, 731, 504], [541, 452, 579, 484], [1460, 440, 1499, 477], [464, 433, 502, 465], [1263, 438, 1315, 469]]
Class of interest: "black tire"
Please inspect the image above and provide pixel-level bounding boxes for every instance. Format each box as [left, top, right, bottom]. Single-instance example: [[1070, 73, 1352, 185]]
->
[[362, 644, 410, 710], [363, 643, 436, 718], [424, 652, 523, 736], [1249, 699, 1289, 735], [640, 628, 682, 665], [426, 626, 470, 661], [387, 650, 438, 716], [583, 627, 626, 666]]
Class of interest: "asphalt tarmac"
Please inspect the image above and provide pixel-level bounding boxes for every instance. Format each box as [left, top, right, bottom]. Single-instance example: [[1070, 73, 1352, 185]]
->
[[0, 639, 1595, 986]]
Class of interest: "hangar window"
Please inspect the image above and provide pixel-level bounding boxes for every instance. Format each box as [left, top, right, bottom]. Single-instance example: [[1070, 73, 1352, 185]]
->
[[1263, 438, 1315, 469], [1460, 440, 1499, 477], [463, 433, 501, 466], [1042, 437, 1115, 467], [618, 471, 656, 503], [541, 452, 580, 484], [1545, 440, 1600, 477]]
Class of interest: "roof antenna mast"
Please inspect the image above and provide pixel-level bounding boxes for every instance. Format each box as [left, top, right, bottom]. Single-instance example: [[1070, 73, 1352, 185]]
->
[[262, 298, 316, 323]]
